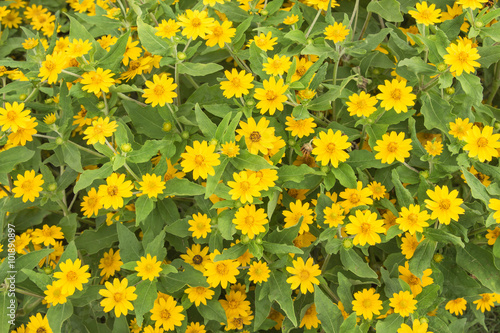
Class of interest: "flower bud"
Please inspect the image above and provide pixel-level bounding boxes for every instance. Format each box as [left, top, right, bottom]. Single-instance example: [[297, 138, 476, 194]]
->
[[19, 93, 27, 100], [209, 138, 218, 146], [97, 101, 106, 110], [320, 165, 330, 174], [177, 52, 187, 61], [445, 87, 455, 95], [47, 183, 57, 192], [162, 122, 172, 132], [437, 63, 447, 72], [342, 238, 354, 250], [55, 137, 64, 145], [43, 267, 53, 274], [181, 131, 190, 140], [241, 235, 250, 244], [475, 21, 484, 28], [433, 253, 444, 263], [121, 143, 132, 153]]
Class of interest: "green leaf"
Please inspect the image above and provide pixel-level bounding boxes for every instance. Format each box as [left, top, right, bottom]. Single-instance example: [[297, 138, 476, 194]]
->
[[339, 313, 362, 333], [277, 164, 324, 183], [285, 29, 306, 44], [67, 15, 99, 54], [340, 248, 378, 279], [47, 301, 73, 333], [478, 45, 500, 68], [0, 248, 53, 283], [232, 16, 253, 46], [127, 140, 166, 163], [375, 313, 404, 332], [117, 223, 142, 262], [75, 224, 118, 254], [262, 242, 304, 254], [424, 228, 464, 248], [198, 300, 227, 323], [337, 273, 353, 312], [367, 0, 403, 22], [420, 93, 454, 133], [137, 18, 172, 56], [347, 150, 386, 169], [164, 178, 206, 196], [494, 238, 500, 258], [62, 143, 83, 172], [165, 217, 190, 238], [457, 72, 483, 106], [391, 169, 414, 208], [144, 230, 167, 261], [399, 57, 437, 75], [0, 146, 35, 173], [178, 62, 223, 76], [161, 264, 209, 293], [122, 100, 166, 139], [135, 195, 155, 225], [409, 239, 436, 278], [314, 285, 343, 333], [206, 157, 228, 199], [456, 243, 500, 293], [99, 31, 130, 72], [59, 214, 78, 243], [133, 280, 157, 326], [415, 284, 440, 312], [74, 162, 113, 193], [331, 163, 357, 188], [217, 208, 236, 240], [268, 271, 297, 326], [214, 243, 247, 261], [230, 150, 276, 171], [195, 103, 217, 138], [0, 291, 12, 333], [21, 269, 52, 291], [460, 167, 491, 205]]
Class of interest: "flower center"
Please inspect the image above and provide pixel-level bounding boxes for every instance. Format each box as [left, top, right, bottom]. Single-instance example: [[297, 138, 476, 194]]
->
[[233, 318, 243, 328], [266, 90, 278, 102], [350, 193, 360, 204], [66, 271, 78, 282], [216, 262, 229, 275], [92, 74, 103, 85], [154, 85, 165, 96], [244, 216, 255, 226], [457, 51, 469, 63], [212, 26, 223, 37], [37, 328, 47, 333], [145, 263, 154, 272], [419, 10, 431, 20], [192, 255, 203, 265], [239, 181, 250, 191], [360, 222, 371, 233], [107, 185, 119, 196], [476, 137, 488, 147], [439, 199, 451, 210], [362, 299, 372, 308], [191, 18, 201, 27], [249, 131, 261, 142], [228, 300, 239, 309], [194, 155, 205, 165], [45, 61, 56, 71], [195, 286, 206, 294], [230, 77, 241, 88], [390, 88, 402, 100], [93, 124, 104, 135], [325, 142, 336, 153], [408, 274, 420, 286], [386, 142, 398, 153], [21, 180, 34, 191], [296, 66, 306, 77], [407, 213, 419, 225], [113, 292, 123, 302], [6, 110, 18, 122], [299, 269, 310, 280], [160, 309, 171, 320]]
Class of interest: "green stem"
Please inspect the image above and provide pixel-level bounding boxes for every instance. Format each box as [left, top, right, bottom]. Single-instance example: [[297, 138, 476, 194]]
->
[[402, 161, 419, 173], [117, 92, 148, 107], [15, 288, 43, 298], [167, 103, 184, 132], [101, 90, 109, 116], [305, 9, 322, 38], [69, 141, 106, 158], [358, 11, 372, 40], [174, 63, 180, 106], [225, 43, 253, 74], [0, 183, 11, 196], [320, 279, 340, 302], [487, 62, 500, 105], [321, 254, 331, 274], [56, 198, 70, 216], [61, 69, 82, 79], [124, 162, 141, 182]]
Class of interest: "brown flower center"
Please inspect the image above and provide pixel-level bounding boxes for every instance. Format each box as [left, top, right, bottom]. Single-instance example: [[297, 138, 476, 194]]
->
[[37, 328, 47, 333], [457, 52, 469, 63], [45, 61, 56, 71], [160, 309, 171, 320], [113, 292, 123, 302], [107, 185, 119, 196], [390, 88, 402, 100], [439, 199, 451, 210], [250, 131, 261, 142], [299, 269, 310, 280], [386, 142, 398, 153], [239, 181, 250, 191], [325, 142, 336, 153], [407, 213, 419, 225], [350, 193, 360, 204], [266, 90, 278, 102], [361, 222, 371, 233], [216, 262, 229, 275], [244, 216, 255, 226], [192, 255, 203, 265], [191, 18, 201, 27]]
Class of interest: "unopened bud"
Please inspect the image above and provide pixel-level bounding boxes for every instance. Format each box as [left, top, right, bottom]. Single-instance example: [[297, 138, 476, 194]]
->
[[121, 143, 132, 153], [342, 238, 354, 250]]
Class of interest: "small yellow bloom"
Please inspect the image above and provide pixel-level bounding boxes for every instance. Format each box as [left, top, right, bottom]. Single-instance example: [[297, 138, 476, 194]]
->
[[135, 254, 162, 281], [408, 1, 441, 26], [99, 278, 137, 317], [286, 257, 321, 294], [324, 22, 349, 43], [12, 170, 44, 203]]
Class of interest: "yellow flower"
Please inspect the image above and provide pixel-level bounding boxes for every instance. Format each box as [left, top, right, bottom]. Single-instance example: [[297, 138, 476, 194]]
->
[[205, 20, 235, 48], [81, 187, 102, 218], [377, 79, 416, 113], [473, 293, 496, 312], [290, 56, 313, 82], [43, 113, 56, 125], [461, 166, 491, 187], [44, 283, 69, 306], [398, 261, 433, 295], [31, 224, 64, 246], [389, 291, 417, 317], [283, 14, 299, 25], [324, 22, 349, 43], [142, 74, 178, 107], [135, 254, 162, 281], [489, 198, 500, 222], [188, 213, 212, 239], [445, 298, 467, 315], [263, 54, 292, 76], [346, 91, 378, 118], [7, 116, 37, 146], [286, 257, 321, 294], [443, 40, 481, 76], [2, 10, 22, 28], [248, 260, 270, 283], [345, 210, 385, 246], [254, 77, 288, 115], [424, 185, 464, 225], [486, 227, 500, 245], [401, 233, 422, 259], [397, 204, 430, 235], [397, 319, 433, 333], [99, 248, 123, 279], [228, 171, 262, 204], [180, 244, 211, 272], [307, 0, 339, 10], [203, 256, 240, 288], [374, 131, 413, 164], [123, 37, 142, 66], [221, 141, 240, 157], [463, 125, 500, 162], [23, 37, 39, 49], [139, 173, 166, 198], [97, 35, 118, 51], [12, 170, 44, 203], [250, 31, 278, 51], [98, 173, 134, 210], [27, 313, 53, 333], [312, 129, 351, 167], [425, 140, 443, 156], [456, 0, 487, 10], [180, 140, 221, 180], [53, 258, 91, 295], [67, 38, 93, 58], [285, 116, 316, 138], [220, 68, 254, 98], [81, 68, 115, 95], [408, 2, 441, 25], [299, 304, 321, 329], [367, 181, 386, 200], [129, 318, 142, 333], [0, 101, 30, 132], [233, 204, 268, 239], [283, 200, 315, 234], [339, 181, 373, 210], [235, 117, 276, 155], [323, 203, 345, 227], [185, 286, 214, 306], [156, 19, 180, 38], [82, 116, 117, 145], [219, 290, 251, 318], [99, 278, 137, 317], [178, 9, 214, 40], [252, 168, 278, 191], [352, 288, 383, 320]]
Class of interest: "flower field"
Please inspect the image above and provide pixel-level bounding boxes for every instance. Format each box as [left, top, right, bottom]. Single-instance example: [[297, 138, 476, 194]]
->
[[2, 0, 500, 332]]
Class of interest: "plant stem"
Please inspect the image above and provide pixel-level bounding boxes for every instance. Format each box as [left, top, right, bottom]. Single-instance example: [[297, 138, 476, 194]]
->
[[117, 92, 148, 107], [167, 103, 184, 132], [0, 183, 12, 196], [69, 141, 106, 158], [358, 12, 372, 40], [101, 90, 109, 116], [305, 9, 322, 39], [225, 43, 253, 74], [402, 161, 419, 173]]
